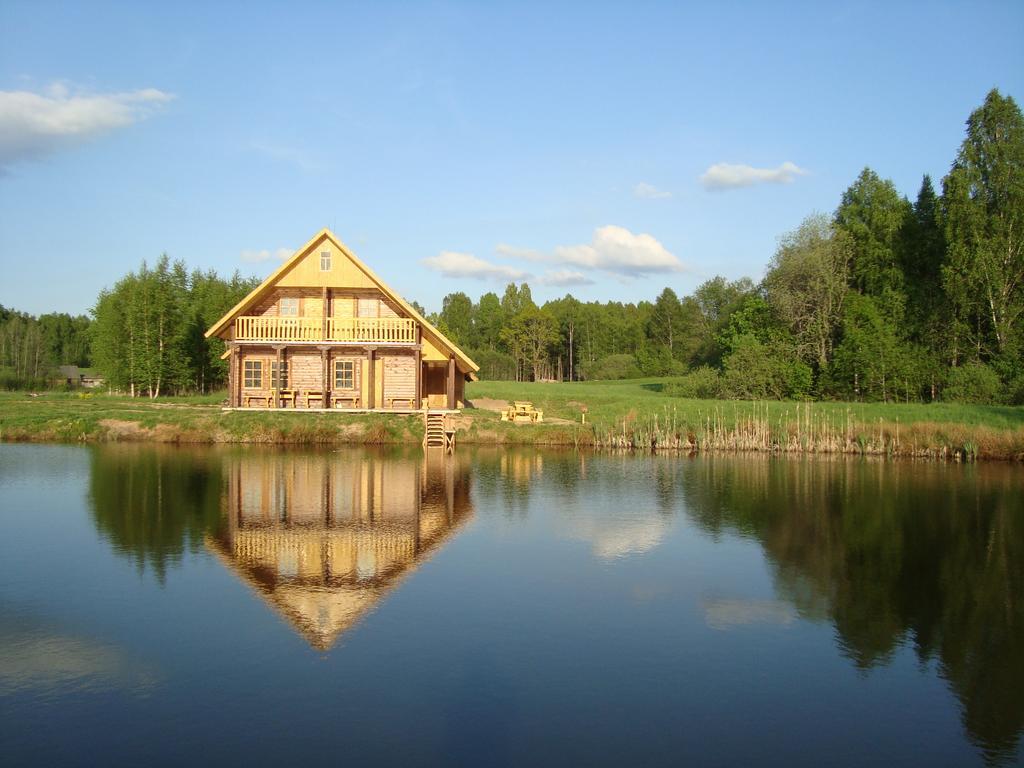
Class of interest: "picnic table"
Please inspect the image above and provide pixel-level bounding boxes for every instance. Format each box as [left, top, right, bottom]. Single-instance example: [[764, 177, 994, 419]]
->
[[501, 400, 543, 423]]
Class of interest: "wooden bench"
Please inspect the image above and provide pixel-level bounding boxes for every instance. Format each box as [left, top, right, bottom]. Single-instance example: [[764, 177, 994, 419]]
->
[[277, 389, 296, 408], [332, 394, 361, 409], [387, 396, 415, 409], [244, 393, 272, 408], [304, 390, 325, 408]]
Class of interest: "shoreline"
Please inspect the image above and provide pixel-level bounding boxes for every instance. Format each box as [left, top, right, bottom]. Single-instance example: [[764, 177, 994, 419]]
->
[[2, 406, 1021, 462], [2, 387, 1022, 462]]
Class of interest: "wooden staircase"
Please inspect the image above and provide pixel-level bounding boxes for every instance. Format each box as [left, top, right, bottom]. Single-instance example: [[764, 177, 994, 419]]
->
[[424, 410, 455, 452]]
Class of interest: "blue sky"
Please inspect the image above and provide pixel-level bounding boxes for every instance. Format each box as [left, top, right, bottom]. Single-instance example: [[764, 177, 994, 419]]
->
[[1, 1, 1021, 316]]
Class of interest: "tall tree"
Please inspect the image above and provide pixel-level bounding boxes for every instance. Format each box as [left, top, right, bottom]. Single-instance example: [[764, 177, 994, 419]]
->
[[835, 168, 912, 321], [763, 214, 852, 371], [647, 287, 684, 356], [830, 293, 915, 401], [438, 292, 474, 346], [691, 276, 755, 365], [941, 88, 1024, 364], [91, 259, 257, 395], [901, 175, 947, 345], [474, 292, 503, 351], [547, 295, 582, 380], [499, 304, 559, 381]]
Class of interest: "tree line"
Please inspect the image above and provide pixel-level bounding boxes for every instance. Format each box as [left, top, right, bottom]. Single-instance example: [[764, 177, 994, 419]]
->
[[430, 89, 1023, 403], [0, 305, 92, 389], [91, 257, 258, 397], [2, 261, 257, 395]]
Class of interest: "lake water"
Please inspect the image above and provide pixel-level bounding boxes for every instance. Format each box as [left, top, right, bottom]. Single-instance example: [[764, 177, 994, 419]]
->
[[0, 443, 1021, 767]]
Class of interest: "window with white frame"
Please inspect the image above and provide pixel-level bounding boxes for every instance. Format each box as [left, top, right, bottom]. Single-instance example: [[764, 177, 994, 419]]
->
[[243, 360, 263, 389], [334, 360, 355, 390], [320, 250, 331, 271], [279, 297, 299, 316]]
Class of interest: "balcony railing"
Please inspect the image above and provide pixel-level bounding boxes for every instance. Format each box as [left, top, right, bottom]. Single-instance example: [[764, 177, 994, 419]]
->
[[327, 317, 417, 343], [235, 316, 417, 344]]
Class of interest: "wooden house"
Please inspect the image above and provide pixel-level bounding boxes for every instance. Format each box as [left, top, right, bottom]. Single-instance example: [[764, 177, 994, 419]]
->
[[205, 228, 479, 410]]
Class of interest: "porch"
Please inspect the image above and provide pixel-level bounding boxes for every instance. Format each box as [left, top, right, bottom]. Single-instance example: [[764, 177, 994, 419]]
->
[[227, 344, 464, 411]]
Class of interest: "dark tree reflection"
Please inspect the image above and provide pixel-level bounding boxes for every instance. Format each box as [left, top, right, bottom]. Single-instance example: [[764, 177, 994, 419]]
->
[[89, 445, 224, 583], [682, 458, 1023, 764]]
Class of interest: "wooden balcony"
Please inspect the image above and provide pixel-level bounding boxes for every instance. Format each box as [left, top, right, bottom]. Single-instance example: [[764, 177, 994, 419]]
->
[[235, 316, 417, 344]]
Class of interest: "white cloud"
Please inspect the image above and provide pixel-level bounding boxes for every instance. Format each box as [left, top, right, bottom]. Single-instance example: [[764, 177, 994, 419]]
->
[[0, 82, 174, 169], [240, 247, 292, 264], [556, 225, 683, 276], [558, 514, 671, 560], [537, 269, 594, 287], [700, 161, 808, 190], [421, 251, 530, 281], [633, 181, 672, 199], [498, 226, 684, 278]]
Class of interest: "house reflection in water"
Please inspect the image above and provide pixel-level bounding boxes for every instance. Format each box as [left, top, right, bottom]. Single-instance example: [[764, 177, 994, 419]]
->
[[206, 449, 472, 650]]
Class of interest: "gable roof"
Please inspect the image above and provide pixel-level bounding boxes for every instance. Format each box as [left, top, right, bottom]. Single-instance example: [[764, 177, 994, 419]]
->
[[205, 228, 478, 373]]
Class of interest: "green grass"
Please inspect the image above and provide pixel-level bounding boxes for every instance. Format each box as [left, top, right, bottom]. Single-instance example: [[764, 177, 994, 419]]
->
[[0, 391, 422, 444], [463, 378, 1024, 460], [466, 377, 1024, 430]]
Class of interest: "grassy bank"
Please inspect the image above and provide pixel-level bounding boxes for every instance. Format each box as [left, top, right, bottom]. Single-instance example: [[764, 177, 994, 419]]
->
[[1, 379, 1023, 460], [466, 379, 1024, 460], [0, 391, 424, 445]]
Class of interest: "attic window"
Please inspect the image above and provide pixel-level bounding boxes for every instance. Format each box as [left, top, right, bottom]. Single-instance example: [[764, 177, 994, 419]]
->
[[320, 251, 331, 271], [280, 297, 299, 316]]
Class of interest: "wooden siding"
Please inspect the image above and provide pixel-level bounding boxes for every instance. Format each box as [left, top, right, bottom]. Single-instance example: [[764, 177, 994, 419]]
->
[[304, 297, 323, 317], [288, 351, 321, 391], [357, 297, 378, 318], [421, 334, 448, 362], [382, 352, 416, 403], [276, 242, 378, 290], [252, 290, 401, 319], [333, 295, 355, 319], [250, 289, 325, 318], [251, 295, 278, 318]]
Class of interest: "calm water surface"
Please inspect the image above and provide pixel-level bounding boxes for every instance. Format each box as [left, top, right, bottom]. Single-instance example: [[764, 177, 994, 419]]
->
[[0, 444, 1021, 766]]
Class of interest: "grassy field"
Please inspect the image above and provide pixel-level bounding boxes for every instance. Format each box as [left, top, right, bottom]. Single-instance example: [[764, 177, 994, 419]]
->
[[464, 379, 1024, 460], [1, 379, 1022, 460], [467, 378, 1024, 430]]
